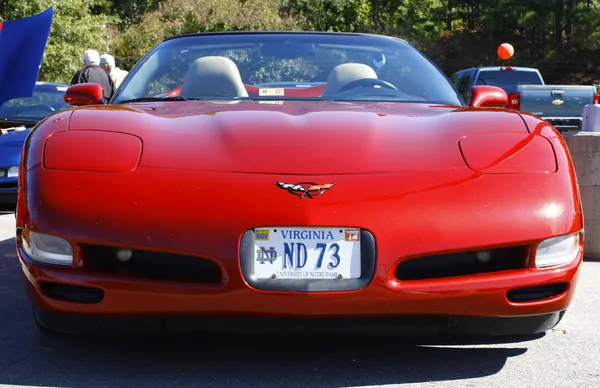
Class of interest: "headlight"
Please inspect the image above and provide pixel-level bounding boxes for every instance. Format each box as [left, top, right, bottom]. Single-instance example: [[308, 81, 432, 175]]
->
[[7, 166, 19, 177], [535, 231, 582, 268], [21, 230, 73, 266]]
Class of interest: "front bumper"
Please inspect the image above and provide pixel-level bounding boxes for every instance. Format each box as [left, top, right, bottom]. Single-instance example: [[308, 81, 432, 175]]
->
[[19, 240, 581, 319], [17, 166, 584, 331], [541, 116, 582, 133]]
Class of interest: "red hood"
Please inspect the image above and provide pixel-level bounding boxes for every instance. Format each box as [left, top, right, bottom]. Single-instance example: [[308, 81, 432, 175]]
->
[[67, 101, 529, 175]]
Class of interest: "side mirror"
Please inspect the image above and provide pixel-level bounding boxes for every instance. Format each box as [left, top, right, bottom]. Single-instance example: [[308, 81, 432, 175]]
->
[[64, 83, 104, 106], [468, 85, 508, 109]]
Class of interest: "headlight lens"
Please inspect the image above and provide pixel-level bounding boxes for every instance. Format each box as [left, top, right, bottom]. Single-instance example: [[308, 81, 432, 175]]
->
[[21, 230, 73, 266], [535, 231, 582, 268], [7, 166, 19, 177]]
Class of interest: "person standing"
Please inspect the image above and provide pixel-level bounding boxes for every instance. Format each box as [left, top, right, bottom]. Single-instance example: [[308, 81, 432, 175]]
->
[[100, 54, 128, 90], [70, 49, 114, 102]]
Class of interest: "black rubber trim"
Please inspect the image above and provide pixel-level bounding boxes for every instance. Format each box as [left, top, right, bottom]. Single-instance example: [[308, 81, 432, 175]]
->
[[39, 281, 104, 304], [32, 305, 565, 340], [164, 312, 564, 337], [507, 282, 569, 303], [81, 245, 223, 284], [395, 246, 527, 281], [240, 228, 377, 292]]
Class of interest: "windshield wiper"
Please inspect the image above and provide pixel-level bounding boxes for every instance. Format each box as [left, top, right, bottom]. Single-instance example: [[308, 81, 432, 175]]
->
[[118, 96, 188, 104]]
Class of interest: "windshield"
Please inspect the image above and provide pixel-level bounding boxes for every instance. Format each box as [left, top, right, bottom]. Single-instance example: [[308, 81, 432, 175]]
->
[[476, 70, 544, 86], [113, 33, 461, 105], [0, 83, 70, 121]]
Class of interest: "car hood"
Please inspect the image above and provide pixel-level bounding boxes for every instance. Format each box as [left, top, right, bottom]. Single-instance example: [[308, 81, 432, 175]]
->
[[67, 100, 530, 175], [0, 126, 31, 145]]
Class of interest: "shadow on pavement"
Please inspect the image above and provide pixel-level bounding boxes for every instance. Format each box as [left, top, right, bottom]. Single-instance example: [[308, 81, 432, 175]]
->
[[0, 236, 530, 387]]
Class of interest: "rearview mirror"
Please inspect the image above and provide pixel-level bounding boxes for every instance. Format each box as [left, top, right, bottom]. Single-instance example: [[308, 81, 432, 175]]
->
[[64, 83, 104, 106], [468, 85, 508, 109]]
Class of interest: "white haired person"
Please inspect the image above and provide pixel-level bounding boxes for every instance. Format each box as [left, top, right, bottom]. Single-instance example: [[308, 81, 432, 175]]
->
[[100, 54, 128, 90], [70, 49, 115, 102]]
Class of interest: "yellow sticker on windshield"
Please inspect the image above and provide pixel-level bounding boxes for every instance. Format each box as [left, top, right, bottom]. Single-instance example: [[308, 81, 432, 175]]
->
[[259, 88, 284, 96]]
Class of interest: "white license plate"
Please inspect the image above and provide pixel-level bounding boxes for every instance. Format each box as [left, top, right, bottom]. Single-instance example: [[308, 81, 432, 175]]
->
[[253, 227, 361, 280]]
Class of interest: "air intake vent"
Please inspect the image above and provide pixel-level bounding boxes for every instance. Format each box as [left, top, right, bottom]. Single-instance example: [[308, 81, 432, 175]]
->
[[81, 245, 223, 284], [395, 246, 528, 281], [507, 283, 569, 303], [40, 282, 104, 304]]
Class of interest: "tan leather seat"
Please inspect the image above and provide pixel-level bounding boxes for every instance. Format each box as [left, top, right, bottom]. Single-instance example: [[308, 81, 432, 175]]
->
[[180, 56, 249, 98], [321, 63, 378, 97]]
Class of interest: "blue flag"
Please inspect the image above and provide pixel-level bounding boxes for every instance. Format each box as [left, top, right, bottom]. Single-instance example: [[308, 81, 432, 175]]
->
[[0, 7, 54, 106]]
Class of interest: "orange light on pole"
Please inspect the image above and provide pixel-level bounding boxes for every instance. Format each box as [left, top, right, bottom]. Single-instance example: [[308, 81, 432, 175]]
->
[[497, 43, 514, 60]]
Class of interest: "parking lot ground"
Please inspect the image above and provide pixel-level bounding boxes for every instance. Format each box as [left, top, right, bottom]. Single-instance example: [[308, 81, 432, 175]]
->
[[0, 212, 598, 388]]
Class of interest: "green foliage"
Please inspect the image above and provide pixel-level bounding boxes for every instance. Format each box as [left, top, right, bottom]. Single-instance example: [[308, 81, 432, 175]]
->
[[1, 0, 118, 84], [108, 8, 168, 70], [161, 0, 299, 33], [110, 0, 302, 70], [280, 0, 446, 48], [281, 0, 371, 32], [432, 0, 600, 83], [112, 0, 162, 24], [3, 0, 600, 85]]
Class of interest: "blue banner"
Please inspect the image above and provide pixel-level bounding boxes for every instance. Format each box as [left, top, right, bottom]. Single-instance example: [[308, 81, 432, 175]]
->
[[0, 7, 54, 106]]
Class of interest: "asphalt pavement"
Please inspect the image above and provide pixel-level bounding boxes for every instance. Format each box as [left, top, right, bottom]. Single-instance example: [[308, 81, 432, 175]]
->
[[0, 212, 598, 388]]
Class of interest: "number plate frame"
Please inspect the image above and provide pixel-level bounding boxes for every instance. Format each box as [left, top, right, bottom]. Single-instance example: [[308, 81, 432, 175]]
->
[[240, 227, 377, 292]]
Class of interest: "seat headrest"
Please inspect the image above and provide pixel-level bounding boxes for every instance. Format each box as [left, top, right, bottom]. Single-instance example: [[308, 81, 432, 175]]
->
[[321, 63, 378, 97], [180, 56, 249, 98]]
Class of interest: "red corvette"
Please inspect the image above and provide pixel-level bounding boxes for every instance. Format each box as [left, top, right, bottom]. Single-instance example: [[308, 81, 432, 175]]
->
[[16, 32, 583, 338]]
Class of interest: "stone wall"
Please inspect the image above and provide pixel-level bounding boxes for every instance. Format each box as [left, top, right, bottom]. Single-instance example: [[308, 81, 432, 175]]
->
[[564, 132, 600, 259]]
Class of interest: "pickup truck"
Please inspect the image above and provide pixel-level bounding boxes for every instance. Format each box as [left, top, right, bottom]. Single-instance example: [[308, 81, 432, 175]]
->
[[449, 66, 598, 132]]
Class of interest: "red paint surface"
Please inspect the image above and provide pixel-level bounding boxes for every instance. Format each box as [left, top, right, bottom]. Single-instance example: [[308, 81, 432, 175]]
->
[[63, 83, 104, 106], [52, 101, 532, 175], [44, 130, 142, 172], [469, 85, 508, 108], [16, 99, 584, 318], [459, 132, 557, 173]]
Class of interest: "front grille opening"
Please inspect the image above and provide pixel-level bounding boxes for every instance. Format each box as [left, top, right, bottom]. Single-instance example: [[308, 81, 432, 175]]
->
[[40, 281, 104, 304], [81, 245, 223, 284], [0, 181, 17, 189], [395, 246, 528, 281], [507, 282, 569, 303]]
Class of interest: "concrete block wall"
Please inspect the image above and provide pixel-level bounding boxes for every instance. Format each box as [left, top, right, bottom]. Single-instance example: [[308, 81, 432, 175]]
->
[[564, 132, 600, 259]]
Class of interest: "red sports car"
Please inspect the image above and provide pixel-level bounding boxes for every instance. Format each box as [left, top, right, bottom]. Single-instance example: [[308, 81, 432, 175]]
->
[[16, 32, 583, 338]]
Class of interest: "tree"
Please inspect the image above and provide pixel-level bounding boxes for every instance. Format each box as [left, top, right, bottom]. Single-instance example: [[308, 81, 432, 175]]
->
[[110, 0, 162, 24], [111, 0, 302, 69], [2, 0, 117, 83]]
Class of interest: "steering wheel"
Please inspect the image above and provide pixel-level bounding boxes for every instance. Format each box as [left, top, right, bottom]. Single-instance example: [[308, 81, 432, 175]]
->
[[336, 78, 398, 94]]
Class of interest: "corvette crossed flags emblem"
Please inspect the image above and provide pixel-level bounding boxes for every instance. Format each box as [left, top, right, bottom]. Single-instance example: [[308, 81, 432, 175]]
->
[[275, 182, 336, 198]]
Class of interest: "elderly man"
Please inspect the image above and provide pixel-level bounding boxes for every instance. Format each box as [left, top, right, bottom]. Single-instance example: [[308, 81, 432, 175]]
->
[[100, 54, 128, 90], [70, 49, 114, 102]]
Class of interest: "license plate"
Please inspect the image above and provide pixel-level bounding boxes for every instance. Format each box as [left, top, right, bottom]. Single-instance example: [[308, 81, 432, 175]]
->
[[253, 227, 361, 280]]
